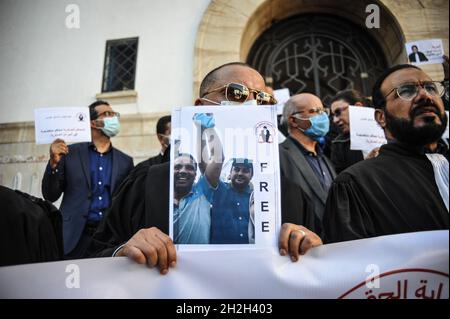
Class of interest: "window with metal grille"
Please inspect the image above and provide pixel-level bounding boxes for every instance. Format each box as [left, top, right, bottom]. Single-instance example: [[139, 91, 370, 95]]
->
[[101, 37, 138, 92]]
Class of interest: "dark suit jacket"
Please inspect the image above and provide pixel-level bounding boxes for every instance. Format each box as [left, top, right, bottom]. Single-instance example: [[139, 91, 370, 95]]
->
[[88, 162, 170, 257], [42, 142, 134, 254], [279, 138, 337, 235], [408, 51, 428, 62]]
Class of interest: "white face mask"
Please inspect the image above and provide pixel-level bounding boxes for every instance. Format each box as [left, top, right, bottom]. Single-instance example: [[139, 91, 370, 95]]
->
[[201, 97, 258, 106], [220, 99, 258, 106]]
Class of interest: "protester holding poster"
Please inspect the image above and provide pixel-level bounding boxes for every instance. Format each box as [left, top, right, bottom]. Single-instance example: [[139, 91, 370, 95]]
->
[[280, 93, 336, 236], [42, 101, 134, 259], [88, 63, 323, 273], [323, 64, 449, 243], [329, 90, 370, 173]]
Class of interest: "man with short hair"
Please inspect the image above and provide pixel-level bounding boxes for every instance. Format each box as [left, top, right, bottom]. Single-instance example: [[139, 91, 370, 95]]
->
[[280, 93, 337, 236], [135, 115, 171, 173], [210, 158, 254, 244], [173, 153, 214, 244], [323, 64, 449, 243], [88, 63, 322, 273], [42, 100, 134, 259]]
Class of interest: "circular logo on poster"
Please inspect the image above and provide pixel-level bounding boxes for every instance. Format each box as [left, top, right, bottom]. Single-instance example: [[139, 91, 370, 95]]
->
[[76, 112, 87, 122], [255, 121, 275, 143], [339, 268, 448, 299]]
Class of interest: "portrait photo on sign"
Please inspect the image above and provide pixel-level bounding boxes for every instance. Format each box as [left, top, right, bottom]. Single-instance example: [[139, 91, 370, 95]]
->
[[405, 39, 444, 66], [170, 105, 281, 251]]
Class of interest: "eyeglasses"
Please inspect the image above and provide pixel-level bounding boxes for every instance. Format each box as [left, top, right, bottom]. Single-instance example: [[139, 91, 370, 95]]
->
[[291, 107, 330, 119], [202, 82, 278, 105], [384, 81, 445, 101], [96, 111, 120, 119], [332, 105, 348, 118]]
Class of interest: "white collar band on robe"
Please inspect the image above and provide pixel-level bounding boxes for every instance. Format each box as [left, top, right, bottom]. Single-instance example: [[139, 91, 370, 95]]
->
[[425, 153, 449, 211]]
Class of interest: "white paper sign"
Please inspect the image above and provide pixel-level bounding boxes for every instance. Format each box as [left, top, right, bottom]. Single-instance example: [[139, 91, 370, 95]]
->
[[405, 39, 444, 66], [34, 107, 91, 144], [349, 106, 387, 151], [170, 105, 281, 251], [273, 88, 291, 115]]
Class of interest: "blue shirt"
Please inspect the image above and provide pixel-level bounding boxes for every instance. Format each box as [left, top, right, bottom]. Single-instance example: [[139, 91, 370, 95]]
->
[[173, 175, 214, 244], [210, 181, 252, 244], [87, 144, 113, 223], [289, 136, 333, 191]]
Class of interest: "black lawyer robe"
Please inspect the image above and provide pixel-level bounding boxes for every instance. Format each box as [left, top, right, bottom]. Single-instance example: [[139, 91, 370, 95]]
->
[[0, 186, 63, 266], [323, 142, 449, 244]]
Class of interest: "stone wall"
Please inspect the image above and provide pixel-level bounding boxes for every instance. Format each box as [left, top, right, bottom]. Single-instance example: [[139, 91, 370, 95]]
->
[[194, 0, 449, 95]]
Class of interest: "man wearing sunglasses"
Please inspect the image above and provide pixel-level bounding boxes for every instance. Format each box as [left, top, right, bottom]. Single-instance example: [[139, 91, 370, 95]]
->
[[280, 93, 337, 236], [88, 62, 323, 273], [323, 64, 449, 243], [42, 100, 134, 259]]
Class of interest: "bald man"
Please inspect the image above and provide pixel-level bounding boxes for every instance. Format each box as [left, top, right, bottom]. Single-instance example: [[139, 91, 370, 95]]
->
[[280, 93, 337, 236], [88, 63, 323, 274]]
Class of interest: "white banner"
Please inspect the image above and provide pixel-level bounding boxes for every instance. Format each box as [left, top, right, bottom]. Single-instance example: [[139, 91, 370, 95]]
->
[[0, 230, 447, 299]]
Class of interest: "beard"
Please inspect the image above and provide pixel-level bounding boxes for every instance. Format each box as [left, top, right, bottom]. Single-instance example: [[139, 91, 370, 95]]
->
[[385, 103, 447, 146]]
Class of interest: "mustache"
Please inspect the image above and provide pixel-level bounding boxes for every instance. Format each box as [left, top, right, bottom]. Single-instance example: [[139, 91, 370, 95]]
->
[[410, 99, 441, 118]]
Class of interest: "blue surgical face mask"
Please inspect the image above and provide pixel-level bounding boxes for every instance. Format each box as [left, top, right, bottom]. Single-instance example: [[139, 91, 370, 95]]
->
[[99, 116, 120, 138], [296, 112, 330, 141]]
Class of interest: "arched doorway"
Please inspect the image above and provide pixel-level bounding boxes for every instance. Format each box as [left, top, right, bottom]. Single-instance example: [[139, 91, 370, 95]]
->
[[247, 14, 388, 105], [193, 0, 410, 99]]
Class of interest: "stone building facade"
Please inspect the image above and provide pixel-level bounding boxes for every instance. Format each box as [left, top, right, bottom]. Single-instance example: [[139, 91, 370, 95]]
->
[[0, 0, 448, 198]]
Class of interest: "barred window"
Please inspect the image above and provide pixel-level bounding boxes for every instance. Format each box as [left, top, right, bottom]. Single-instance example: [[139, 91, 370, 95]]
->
[[102, 37, 138, 92]]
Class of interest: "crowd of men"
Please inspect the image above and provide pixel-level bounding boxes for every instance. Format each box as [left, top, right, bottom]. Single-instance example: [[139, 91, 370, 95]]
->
[[0, 58, 448, 272]]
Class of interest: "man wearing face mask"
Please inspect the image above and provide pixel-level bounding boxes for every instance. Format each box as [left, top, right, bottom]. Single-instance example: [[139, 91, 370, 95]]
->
[[42, 100, 134, 259], [279, 93, 337, 236]]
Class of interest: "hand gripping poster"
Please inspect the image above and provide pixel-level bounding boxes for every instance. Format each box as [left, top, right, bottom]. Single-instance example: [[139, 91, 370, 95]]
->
[[170, 105, 281, 250]]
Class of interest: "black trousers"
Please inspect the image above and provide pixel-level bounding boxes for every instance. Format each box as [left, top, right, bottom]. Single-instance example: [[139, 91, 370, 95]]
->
[[64, 222, 99, 260]]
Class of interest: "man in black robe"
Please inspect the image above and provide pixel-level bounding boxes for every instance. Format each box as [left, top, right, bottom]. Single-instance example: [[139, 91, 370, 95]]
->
[[0, 186, 63, 266], [88, 62, 323, 274], [323, 64, 449, 243]]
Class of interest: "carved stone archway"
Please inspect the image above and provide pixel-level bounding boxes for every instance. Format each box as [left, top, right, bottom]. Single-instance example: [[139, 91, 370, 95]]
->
[[193, 0, 449, 98]]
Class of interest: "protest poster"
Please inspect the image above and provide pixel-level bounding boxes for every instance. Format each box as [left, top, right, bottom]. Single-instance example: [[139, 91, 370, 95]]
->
[[170, 105, 281, 250], [349, 106, 386, 151], [273, 88, 291, 115], [405, 39, 445, 66], [34, 107, 91, 144]]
